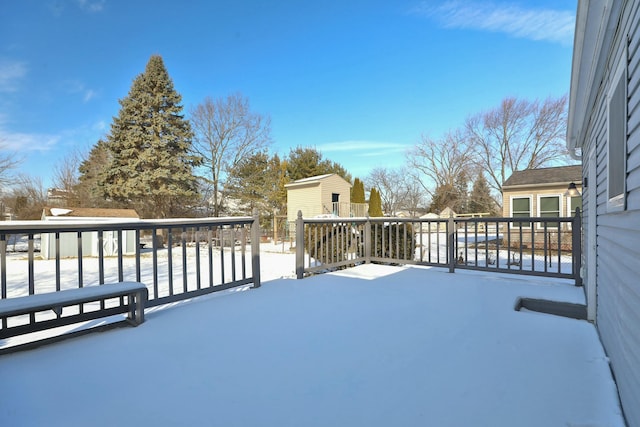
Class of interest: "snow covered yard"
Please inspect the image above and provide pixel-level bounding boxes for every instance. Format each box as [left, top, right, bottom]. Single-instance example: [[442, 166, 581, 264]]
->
[[0, 264, 624, 427]]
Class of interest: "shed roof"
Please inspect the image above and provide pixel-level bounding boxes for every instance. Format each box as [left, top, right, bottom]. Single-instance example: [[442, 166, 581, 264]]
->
[[502, 165, 582, 188], [42, 207, 140, 218], [284, 173, 351, 188]]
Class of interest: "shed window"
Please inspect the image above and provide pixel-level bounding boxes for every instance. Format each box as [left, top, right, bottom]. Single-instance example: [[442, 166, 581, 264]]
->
[[608, 56, 627, 211], [511, 197, 531, 228]]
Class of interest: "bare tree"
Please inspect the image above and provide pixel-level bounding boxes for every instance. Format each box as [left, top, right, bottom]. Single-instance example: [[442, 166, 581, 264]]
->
[[465, 95, 568, 206], [407, 129, 475, 198], [51, 149, 83, 206], [400, 178, 427, 217], [0, 141, 21, 190], [366, 167, 408, 216], [190, 93, 272, 216], [10, 174, 48, 219]]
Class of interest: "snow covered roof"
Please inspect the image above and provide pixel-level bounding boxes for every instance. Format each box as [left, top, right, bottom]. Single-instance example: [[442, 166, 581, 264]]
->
[[284, 173, 351, 188], [42, 207, 140, 219], [290, 173, 334, 183]]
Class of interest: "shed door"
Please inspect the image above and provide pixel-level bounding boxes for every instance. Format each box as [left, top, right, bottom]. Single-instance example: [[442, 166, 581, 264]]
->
[[332, 193, 339, 215]]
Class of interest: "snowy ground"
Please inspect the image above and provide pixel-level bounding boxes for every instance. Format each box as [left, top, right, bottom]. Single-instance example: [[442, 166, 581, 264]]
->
[[0, 260, 625, 427]]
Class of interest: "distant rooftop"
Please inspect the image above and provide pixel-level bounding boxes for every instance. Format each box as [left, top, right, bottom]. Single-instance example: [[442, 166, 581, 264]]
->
[[42, 207, 140, 218], [292, 173, 335, 183], [285, 173, 351, 188], [503, 165, 582, 188]]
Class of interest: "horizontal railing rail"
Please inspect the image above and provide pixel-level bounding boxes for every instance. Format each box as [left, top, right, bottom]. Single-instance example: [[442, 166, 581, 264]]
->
[[1, 212, 261, 340], [295, 210, 582, 285]]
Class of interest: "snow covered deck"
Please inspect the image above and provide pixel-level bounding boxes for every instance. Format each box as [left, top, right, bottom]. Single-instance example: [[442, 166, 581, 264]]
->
[[0, 265, 625, 426]]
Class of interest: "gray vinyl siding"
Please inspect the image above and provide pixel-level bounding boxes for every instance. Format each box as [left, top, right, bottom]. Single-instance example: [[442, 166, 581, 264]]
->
[[580, 2, 640, 426]]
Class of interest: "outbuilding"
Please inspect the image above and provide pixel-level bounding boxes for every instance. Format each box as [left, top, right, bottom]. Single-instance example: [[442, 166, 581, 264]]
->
[[40, 207, 140, 259], [285, 174, 353, 223]]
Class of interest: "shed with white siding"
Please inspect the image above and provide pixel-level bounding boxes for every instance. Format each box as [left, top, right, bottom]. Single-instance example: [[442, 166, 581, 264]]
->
[[40, 208, 140, 259], [567, 1, 640, 425]]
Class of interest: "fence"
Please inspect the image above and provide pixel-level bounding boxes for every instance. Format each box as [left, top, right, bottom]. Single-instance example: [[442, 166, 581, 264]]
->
[[1, 213, 261, 341], [295, 210, 582, 285]]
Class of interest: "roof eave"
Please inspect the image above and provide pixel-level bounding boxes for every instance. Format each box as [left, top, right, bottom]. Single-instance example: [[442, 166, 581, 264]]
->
[[567, 0, 620, 159], [502, 182, 583, 191]]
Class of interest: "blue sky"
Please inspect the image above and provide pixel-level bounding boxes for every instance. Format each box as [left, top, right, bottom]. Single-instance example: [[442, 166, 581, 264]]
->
[[0, 0, 576, 188]]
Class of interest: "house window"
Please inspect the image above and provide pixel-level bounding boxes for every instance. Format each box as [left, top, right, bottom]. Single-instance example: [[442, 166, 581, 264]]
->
[[568, 195, 582, 216], [608, 55, 627, 212], [511, 196, 531, 228], [567, 195, 582, 229], [538, 195, 561, 229]]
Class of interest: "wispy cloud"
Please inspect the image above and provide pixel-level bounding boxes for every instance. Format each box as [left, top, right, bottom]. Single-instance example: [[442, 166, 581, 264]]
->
[[76, 0, 106, 13], [317, 140, 410, 157], [413, 1, 575, 46], [64, 80, 99, 103], [0, 59, 27, 93], [83, 89, 97, 102], [0, 127, 61, 153]]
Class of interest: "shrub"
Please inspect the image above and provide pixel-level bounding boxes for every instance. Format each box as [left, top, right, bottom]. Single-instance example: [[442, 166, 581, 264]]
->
[[371, 222, 416, 261], [304, 223, 359, 265]]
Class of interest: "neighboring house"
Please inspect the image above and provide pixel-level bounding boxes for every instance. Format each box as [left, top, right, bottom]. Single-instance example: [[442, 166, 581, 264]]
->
[[501, 166, 582, 251], [40, 207, 140, 259], [567, 1, 640, 425], [47, 188, 75, 207], [285, 174, 353, 223], [420, 212, 442, 232], [502, 165, 583, 219], [0, 201, 13, 221], [438, 207, 456, 218]]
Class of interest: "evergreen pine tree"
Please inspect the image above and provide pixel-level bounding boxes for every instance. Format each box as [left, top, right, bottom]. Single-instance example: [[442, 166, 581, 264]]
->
[[468, 173, 497, 215], [454, 172, 469, 214], [352, 178, 365, 203], [101, 55, 200, 218], [429, 183, 456, 214], [286, 146, 352, 182], [76, 139, 112, 208], [368, 188, 384, 217], [273, 155, 289, 214]]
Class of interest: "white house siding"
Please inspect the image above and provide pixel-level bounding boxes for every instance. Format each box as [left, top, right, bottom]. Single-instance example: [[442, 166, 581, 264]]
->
[[576, 2, 640, 425]]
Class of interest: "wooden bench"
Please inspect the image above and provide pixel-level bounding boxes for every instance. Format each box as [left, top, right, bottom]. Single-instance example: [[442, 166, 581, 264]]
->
[[0, 282, 148, 341]]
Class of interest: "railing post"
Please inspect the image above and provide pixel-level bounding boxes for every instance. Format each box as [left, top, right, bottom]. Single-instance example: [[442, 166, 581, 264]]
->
[[448, 214, 455, 273], [251, 208, 261, 288], [573, 207, 583, 286], [296, 211, 305, 279], [364, 215, 371, 264]]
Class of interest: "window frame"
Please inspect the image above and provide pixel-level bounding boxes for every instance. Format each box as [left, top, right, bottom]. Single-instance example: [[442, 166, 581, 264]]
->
[[607, 52, 628, 212], [537, 194, 562, 230], [510, 195, 532, 229], [567, 194, 582, 217]]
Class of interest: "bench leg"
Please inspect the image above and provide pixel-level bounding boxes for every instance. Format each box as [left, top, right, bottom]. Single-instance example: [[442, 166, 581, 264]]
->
[[126, 290, 146, 326]]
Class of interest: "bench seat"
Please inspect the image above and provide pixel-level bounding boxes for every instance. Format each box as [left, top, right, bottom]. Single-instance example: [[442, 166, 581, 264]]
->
[[0, 282, 148, 341]]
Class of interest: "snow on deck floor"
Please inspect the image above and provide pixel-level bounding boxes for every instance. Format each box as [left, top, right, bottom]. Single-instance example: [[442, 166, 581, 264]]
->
[[0, 265, 625, 427]]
